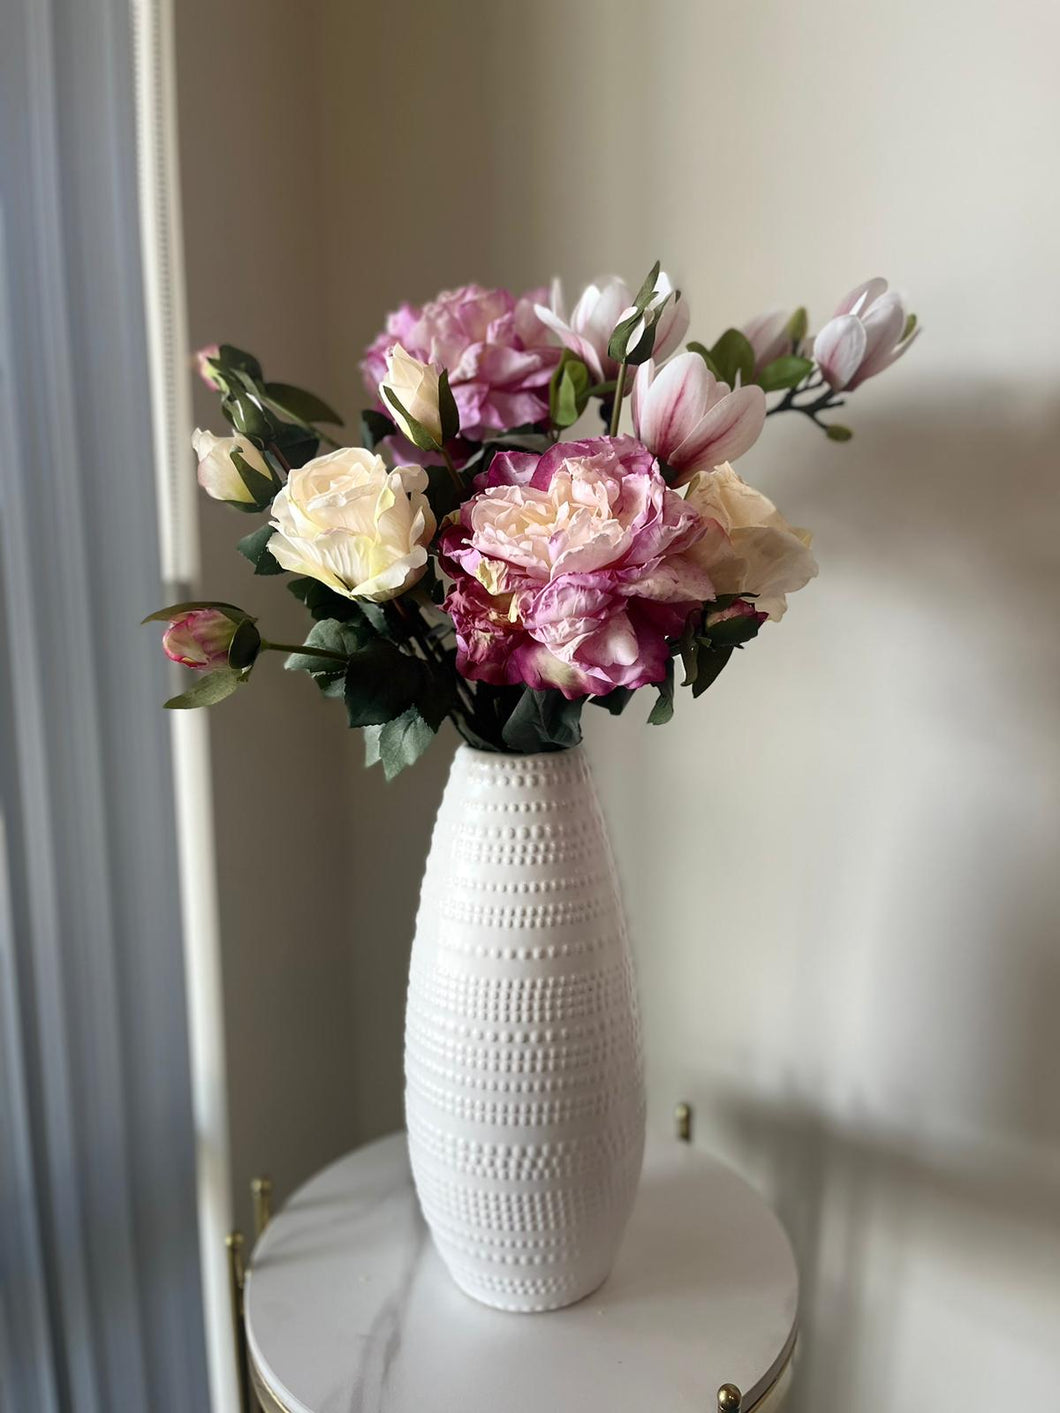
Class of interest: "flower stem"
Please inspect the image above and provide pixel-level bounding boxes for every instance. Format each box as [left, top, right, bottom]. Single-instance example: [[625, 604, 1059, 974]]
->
[[260, 640, 349, 663], [608, 360, 629, 437], [440, 445, 463, 493]]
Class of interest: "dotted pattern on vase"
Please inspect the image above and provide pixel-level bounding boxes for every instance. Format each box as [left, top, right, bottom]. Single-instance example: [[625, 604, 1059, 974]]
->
[[405, 747, 645, 1313]]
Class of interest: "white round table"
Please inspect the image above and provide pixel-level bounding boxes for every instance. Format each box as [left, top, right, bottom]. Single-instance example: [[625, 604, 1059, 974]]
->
[[245, 1132, 798, 1413]]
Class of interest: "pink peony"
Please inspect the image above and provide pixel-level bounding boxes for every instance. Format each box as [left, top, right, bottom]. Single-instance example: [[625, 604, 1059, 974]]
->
[[360, 284, 560, 444], [440, 436, 714, 698]]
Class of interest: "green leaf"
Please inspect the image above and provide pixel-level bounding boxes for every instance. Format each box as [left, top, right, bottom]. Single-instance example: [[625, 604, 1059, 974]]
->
[[287, 577, 370, 624], [692, 645, 734, 697], [366, 706, 437, 780], [343, 640, 426, 727], [709, 329, 756, 388], [825, 423, 854, 442], [381, 387, 440, 452], [758, 355, 814, 392], [646, 659, 675, 725], [501, 688, 584, 752], [269, 419, 320, 470], [785, 307, 809, 345], [284, 617, 371, 682], [361, 408, 395, 449], [229, 450, 278, 511], [702, 614, 762, 649], [237, 524, 284, 575], [606, 259, 663, 363], [164, 667, 241, 710], [143, 600, 249, 625], [424, 463, 466, 522], [549, 352, 592, 429], [590, 686, 634, 716], [437, 368, 460, 443], [227, 619, 262, 671], [221, 389, 274, 441], [687, 341, 723, 380], [215, 344, 263, 381], [901, 311, 918, 342], [264, 381, 343, 425]]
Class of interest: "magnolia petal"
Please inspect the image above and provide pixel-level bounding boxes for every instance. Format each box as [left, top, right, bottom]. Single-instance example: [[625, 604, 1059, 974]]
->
[[668, 384, 767, 480], [847, 290, 907, 387], [813, 314, 867, 391], [834, 277, 888, 318], [632, 353, 714, 461]]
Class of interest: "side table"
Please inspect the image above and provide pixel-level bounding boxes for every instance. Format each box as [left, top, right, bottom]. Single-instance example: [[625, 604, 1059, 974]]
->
[[240, 1127, 798, 1413]]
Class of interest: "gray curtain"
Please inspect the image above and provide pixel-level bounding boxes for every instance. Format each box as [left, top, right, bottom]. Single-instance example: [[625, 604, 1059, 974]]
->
[[0, 1, 209, 1408]]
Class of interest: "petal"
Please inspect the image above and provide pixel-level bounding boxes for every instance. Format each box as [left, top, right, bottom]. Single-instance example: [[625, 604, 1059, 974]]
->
[[653, 293, 691, 361], [813, 314, 867, 391], [847, 291, 906, 386], [668, 385, 767, 480], [834, 277, 888, 317], [633, 352, 713, 461]]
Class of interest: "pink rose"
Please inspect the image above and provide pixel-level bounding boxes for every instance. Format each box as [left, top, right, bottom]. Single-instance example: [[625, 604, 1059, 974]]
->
[[360, 284, 560, 446], [440, 436, 714, 698], [162, 609, 236, 670]]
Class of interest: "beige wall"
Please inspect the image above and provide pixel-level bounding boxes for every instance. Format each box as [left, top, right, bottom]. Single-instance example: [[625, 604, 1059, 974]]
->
[[179, 1, 1060, 1406]]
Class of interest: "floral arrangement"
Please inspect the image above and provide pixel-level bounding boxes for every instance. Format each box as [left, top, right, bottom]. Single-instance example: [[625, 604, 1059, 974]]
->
[[149, 266, 916, 776]]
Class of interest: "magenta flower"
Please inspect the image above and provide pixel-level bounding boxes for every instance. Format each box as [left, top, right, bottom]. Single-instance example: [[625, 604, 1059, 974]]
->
[[814, 278, 918, 391], [162, 609, 236, 670], [360, 284, 560, 444], [632, 353, 766, 485], [440, 436, 714, 698]]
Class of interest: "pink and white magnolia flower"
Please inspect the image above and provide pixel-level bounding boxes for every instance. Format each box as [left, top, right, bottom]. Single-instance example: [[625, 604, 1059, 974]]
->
[[360, 284, 559, 443], [813, 278, 918, 392], [741, 310, 794, 375], [440, 435, 713, 698], [534, 273, 690, 383], [632, 352, 766, 485], [162, 609, 236, 670]]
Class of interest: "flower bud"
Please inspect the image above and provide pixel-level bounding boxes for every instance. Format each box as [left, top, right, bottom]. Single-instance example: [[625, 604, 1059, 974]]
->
[[379, 345, 443, 447], [162, 609, 236, 670], [192, 428, 273, 504], [195, 344, 224, 390]]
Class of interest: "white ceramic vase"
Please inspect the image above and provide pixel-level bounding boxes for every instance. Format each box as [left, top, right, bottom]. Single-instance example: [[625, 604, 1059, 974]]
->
[[404, 744, 645, 1312]]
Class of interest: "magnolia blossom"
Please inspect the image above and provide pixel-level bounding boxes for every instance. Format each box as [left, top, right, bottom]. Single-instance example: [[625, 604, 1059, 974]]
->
[[741, 311, 793, 375], [361, 284, 558, 442], [685, 463, 817, 620], [267, 447, 435, 601], [534, 272, 690, 383], [632, 353, 766, 485], [192, 428, 273, 504], [440, 436, 712, 698], [814, 278, 918, 391], [379, 345, 443, 445], [163, 609, 235, 670]]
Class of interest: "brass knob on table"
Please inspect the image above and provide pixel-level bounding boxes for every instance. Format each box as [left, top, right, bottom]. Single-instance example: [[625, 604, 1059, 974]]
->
[[717, 1383, 742, 1412]]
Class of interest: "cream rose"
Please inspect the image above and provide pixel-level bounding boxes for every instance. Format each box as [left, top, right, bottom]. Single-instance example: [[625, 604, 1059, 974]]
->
[[192, 428, 273, 504], [685, 462, 817, 620], [379, 344, 443, 446], [267, 447, 436, 601]]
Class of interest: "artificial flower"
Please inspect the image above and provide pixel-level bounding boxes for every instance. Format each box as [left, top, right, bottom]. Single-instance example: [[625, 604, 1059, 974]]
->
[[379, 345, 443, 446], [632, 352, 766, 485], [440, 435, 712, 697], [684, 462, 818, 620], [267, 447, 435, 601], [814, 278, 918, 391], [360, 283, 558, 442], [163, 609, 236, 669], [741, 311, 794, 375], [192, 428, 273, 505], [534, 272, 690, 383]]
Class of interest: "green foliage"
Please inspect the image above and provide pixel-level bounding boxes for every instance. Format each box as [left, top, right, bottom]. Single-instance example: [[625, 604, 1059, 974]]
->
[[284, 618, 373, 697], [646, 659, 675, 725], [361, 408, 395, 449], [237, 524, 284, 575], [687, 340, 723, 380], [438, 369, 460, 443], [263, 382, 343, 426], [229, 449, 278, 511], [608, 260, 666, 364], [708, 328, 756, 388], [758, 355, 814, 392], [424, 464, 467, 522], [825, 423, 854, 442], [590, 686, 634, 716], [549, 352, 592, 429], [786, 307, 809, 344], [287, 577, 367, 623], [142, 600, 248, 624], [501, 689, 585, 752], [343, 640, 427, 727], [164, 668, 242, 710], [364, 707, 438, 780]]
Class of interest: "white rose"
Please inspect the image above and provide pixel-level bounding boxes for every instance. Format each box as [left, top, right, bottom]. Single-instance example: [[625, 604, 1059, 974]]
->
[[267, 447, 436, 602], [192, 428, 273, 504], [379, 344, 443, 446], [685, 462, 818, 620]]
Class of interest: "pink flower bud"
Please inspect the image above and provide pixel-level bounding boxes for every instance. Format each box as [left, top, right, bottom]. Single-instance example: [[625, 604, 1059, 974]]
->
[[705, 598, 768, 630], [814, 279, 918, 391], [632, 352, 766, 485], [194, 344, 223, 390], [162, 609, 236, 670]]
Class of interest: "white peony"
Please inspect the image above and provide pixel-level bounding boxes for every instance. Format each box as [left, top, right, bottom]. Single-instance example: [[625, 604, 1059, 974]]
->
[[684, 462, 818, 620], [267, 447, 436, 601], [192, 428, 272, 504]]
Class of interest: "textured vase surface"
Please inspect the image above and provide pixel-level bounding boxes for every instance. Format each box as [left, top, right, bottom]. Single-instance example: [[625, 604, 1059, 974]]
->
[[404, 744, 645, 1312]]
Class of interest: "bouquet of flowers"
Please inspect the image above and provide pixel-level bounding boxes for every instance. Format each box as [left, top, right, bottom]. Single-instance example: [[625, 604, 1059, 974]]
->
[[149, 266, 916, 776]]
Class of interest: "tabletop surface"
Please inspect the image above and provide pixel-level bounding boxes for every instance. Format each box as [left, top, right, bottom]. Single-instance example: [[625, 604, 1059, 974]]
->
[[245, 1131, 798, 1413]]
